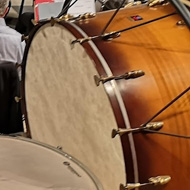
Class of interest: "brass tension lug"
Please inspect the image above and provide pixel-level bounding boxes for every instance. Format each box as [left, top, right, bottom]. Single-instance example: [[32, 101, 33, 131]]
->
[[142, 121, 164, 131], [31, 19, 38, 26], [112, 121, 163, 138], [94, 70, 145, 86], [50, 17, 56, 26], [71, 37, 92, 45], [15, 63, 22, 69], [57, 14, 75, 22], [15, 96, 22, 103], [148, 0, 168, 7], [120, 183, 140, 190], [149, 175, 171, 185], [176, 20, 186, 26], [102, 31, 120, 41], [78, 13, 96, 20], [57, 146, 62, 150], [120, 175, 171, 190], [21, 35, 29, 42]]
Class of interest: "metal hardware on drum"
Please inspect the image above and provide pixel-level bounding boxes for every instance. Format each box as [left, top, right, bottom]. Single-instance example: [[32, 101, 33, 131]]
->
[[120, 175, 171, 190], [71, 0, 126, 45], [180, 0, 190, 7], [56, 14, 75, 22], [124, 1, 142, 8], [94, 70, 145, 86], [37, 17, 58, 26], [57, 146, 62, 150], [176, 20, 186, 25], [77, 13, 96, 20], [148, 0, 168, 7], [142, 86, 190, 128], [63, 161, 82, 177], [15, 63, 22, 69], [21, 35, 29, 42], [170, 0, 190, 27], [101, 0, 126, 35], [50, 17, 56, 26], [112, 121, 163, 138], [113, 87, 190, 139], [101, 31, 121, 40], [57, 0, 76, 18], [31, 19, 38, 26], [58, 13, 95, 22], [37, 15, 74, 24], [58, 13, 96, 22], [71, 12, 176, 45], [15, 96, 22, 103], [71, 37, 93, 45], [71, 31, 120, 45], [37, 13, 96, 25]]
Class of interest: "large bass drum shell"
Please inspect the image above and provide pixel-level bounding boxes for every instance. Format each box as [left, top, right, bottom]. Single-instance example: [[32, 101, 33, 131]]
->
[[22, 3, 190, 190]]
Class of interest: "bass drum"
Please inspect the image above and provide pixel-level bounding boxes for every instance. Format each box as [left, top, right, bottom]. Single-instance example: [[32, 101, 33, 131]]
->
[[0, 136, 101, 190], [22, 3, 190, 190]]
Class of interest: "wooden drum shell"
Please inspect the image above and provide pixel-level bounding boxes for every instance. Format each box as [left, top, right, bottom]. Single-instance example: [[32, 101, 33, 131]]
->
[[22, 3, 190, 190], [67, 3, 190, 189]]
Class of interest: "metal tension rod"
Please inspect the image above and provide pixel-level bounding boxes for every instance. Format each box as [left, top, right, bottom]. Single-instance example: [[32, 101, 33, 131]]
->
[[112, 87, 190, 139], [101, 0, 126, 35], [143, 129, 190, 139], [141, 86, 190, 127], [71, 12, 176, 45]]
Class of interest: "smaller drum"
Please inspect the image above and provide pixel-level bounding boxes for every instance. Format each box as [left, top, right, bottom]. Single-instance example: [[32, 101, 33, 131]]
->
[[0, 136, 101, 190]]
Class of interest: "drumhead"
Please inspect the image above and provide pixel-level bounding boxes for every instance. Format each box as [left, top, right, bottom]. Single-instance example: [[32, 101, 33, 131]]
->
[[23, 22, 126, 190], [0, 136, 101, 190]]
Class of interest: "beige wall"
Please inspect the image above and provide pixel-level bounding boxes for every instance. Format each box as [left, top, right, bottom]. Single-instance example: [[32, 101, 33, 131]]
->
[[11, 0, 33, 6]]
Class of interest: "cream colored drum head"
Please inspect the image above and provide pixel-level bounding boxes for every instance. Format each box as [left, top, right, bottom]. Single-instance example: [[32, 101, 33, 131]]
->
[[0, 136, 100, 190], [24, 22, 125, 190]]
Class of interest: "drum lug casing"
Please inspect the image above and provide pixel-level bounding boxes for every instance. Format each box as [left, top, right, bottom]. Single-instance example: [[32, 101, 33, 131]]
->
[[120, 175, 171, 190]]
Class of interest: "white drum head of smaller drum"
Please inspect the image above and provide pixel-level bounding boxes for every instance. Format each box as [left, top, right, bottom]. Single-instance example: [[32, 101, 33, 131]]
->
[[24, 22, 126, 190], [0, 136, 101, 190]]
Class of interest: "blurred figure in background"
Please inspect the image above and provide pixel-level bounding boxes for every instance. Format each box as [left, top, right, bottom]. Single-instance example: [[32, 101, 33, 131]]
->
[[0, 0, 25, 65], [15, 11, 34, 35], [0, 0, 25, 134]]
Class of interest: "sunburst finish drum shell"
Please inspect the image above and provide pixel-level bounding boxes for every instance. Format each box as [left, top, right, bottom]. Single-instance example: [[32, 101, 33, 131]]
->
[[22, 3, 190, 190]]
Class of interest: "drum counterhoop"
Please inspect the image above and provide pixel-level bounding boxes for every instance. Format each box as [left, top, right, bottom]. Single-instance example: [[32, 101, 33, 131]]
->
[[22, 2, 190, 190]]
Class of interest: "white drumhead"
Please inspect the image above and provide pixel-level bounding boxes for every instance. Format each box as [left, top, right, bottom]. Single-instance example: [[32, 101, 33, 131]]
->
[[25, 22, 125, 190], [0, 136, 100, 190]]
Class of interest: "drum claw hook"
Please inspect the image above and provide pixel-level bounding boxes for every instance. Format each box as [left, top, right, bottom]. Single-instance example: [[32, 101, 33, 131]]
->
[[101, 31, 121, 41], [71, 37, 92, 46], [112, 122, 163, 138]]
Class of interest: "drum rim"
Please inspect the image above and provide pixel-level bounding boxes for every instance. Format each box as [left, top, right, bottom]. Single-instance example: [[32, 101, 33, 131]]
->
[[21, 20, 50, 137], [68, 21, 139, 183], [0, 135, 103, 190]]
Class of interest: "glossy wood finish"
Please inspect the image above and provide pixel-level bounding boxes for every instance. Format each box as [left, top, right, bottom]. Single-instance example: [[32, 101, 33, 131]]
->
[[69, 3, 190, 189], [22, 3, 190, 190]]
